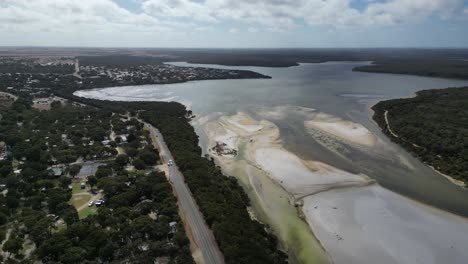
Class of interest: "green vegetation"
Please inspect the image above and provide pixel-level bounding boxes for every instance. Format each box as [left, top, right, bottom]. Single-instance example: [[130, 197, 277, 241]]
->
[[354, 60, 468, 80], [77, 206, 97, 219], [372, 87, 468, 184], [70, 193, 91, 209], [0, 99, 193, 263]]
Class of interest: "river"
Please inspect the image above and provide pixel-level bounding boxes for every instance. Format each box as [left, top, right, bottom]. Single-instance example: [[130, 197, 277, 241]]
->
[[75, 61, 468, 264]]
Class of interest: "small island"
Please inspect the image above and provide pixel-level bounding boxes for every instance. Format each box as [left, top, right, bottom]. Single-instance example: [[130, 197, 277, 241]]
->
[[372, 87, 468, 186]]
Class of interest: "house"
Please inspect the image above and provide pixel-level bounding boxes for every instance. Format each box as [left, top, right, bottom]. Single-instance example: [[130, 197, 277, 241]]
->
[[169, 222, 177, 234], [119, 135, 128, 143], [52, 167, 63, 177]]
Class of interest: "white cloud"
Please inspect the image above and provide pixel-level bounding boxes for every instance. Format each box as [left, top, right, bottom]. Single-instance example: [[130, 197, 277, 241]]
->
[[0, 0, 466, 42], [247, 27, 258, 33], [142, 0, 215, 22], [0, 0, 162, 33], [228, 28, 239, 34]]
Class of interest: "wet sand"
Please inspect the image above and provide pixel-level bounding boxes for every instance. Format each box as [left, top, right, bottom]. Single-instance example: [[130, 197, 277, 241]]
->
[[303, 185, 468, 264]]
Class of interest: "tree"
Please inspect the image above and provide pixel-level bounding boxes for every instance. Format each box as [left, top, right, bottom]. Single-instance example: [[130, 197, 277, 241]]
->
[[6, 193, 19, 213], [133, 159, 146, 170], [60, 247, 86, 264], [3, 237, 24, 257], [69, 164, 82, 178], [127, 134, 137, 143], [60, 176, 72, 189], [30, 217, 54, 246], [115, 154, 129, 167], [0, 212, 7, 225], [125, 147, 138, 158], [95, 165, 112, 179], [51, 101, 62, 109], [139, 150, 158, 166], [87, 176, 98, 188]]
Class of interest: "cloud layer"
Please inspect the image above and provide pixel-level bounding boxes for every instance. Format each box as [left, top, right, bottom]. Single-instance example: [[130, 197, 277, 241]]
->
[[0, 0, 467, 47]]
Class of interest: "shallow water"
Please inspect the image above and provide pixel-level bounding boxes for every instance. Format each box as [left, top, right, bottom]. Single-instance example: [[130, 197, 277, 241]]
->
[[76, 61, 468, 216]]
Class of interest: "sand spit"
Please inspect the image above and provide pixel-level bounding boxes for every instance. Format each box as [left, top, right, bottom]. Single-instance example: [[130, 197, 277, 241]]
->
[[256, 106, 376, 147], [303, 185, 468, 264], [222, 112, 263, 133], [254, 147, 370, 197], [305, 113, 376, 147]]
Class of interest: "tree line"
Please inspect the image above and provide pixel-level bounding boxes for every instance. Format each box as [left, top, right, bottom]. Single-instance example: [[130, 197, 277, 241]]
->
[[373, 87, 468, 185]]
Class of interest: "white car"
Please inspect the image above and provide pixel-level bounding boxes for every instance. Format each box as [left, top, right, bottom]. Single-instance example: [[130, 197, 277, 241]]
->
[[88, 201, 94, 207], [168, 160, 173, 166]]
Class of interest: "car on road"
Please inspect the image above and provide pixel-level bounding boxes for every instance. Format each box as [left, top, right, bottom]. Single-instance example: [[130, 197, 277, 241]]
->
[[168, 159, 173, 166], [88, 201, 94, 207], [95, 200, 104, 206]]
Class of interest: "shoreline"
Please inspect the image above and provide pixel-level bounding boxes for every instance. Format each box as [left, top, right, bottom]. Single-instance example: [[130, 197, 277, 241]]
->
[[369, 94, 467, 189]]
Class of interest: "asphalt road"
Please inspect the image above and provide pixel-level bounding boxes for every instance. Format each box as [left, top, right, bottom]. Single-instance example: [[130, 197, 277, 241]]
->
[[146, 123, 225, 264]]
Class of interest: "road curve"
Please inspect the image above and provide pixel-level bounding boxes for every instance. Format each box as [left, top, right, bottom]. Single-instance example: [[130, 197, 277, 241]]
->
[[146, 123, 225, 264]]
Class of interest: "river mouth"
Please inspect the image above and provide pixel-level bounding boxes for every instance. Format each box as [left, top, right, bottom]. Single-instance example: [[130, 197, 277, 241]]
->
[[75, 61, 468, 264]]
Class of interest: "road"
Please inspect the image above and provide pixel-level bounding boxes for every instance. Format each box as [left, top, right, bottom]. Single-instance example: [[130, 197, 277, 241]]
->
[[146, 123, 225, 264], [73, 59, 82, 79]]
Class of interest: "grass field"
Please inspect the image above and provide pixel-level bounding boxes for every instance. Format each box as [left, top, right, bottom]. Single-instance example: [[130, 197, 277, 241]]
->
[[70, 181, 98, 219], [71, 193, 91, 208], [78, 206, 98, 219]]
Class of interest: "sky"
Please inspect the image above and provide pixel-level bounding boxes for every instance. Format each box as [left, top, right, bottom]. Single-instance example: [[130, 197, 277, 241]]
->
[[1, 0, 468, 48]]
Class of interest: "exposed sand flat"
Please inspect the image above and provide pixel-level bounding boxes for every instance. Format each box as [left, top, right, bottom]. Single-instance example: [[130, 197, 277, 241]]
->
[[254, 147, 369, 196], [222, 112, 263, 133], [203, 110, 468, 264], [303, 185, 468, 264], [305, 113, 376, 146], [203, 113, 331, 263]]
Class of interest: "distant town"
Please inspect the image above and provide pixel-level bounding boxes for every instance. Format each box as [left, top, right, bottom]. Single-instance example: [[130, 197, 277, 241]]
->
[[0, 55, 269, 99]]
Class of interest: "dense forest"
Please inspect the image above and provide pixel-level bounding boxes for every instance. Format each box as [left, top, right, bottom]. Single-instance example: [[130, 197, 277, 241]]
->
[[372, 87, 468, 185], [55, 90, 289, 264], [354, 60, 468, 80]]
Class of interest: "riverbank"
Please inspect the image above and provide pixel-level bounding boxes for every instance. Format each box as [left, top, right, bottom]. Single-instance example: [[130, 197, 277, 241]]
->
[[372, 87, 468, 188]]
